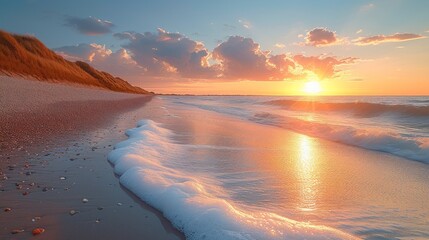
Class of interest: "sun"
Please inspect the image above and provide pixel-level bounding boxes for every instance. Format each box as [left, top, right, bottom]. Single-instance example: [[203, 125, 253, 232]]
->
[[303, 80, 322, 95]]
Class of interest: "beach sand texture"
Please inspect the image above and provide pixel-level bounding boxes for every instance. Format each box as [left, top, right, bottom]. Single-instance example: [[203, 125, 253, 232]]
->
[[0, 76, 183, 239]]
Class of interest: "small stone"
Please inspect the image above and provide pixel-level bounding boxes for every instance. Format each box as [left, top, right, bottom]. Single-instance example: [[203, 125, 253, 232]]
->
[[117, 202, 123, 206], [25, 171, 32, 176], [69, 210, 78, 216], [97, 207, 103, 210], [4, 207, 12, 212], [42, 187, 48, 192], [32, 228, 45, 236], [59, 176, 66, 180], [82, 198, 89, 203], [95, 218, 101, 223], [32, 216, 41, 222], [11, 229, 24, 234], [22, 191, 29, 196]]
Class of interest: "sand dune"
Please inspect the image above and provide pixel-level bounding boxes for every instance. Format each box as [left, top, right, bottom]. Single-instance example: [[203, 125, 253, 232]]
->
[[0, 29, 149, 94]]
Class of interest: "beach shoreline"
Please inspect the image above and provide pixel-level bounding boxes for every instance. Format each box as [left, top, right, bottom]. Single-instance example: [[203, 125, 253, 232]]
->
[[0, 76, 184, 239]]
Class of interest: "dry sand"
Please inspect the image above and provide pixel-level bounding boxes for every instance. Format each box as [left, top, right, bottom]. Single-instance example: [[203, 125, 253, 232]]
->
[[0, 76, 183, 239]]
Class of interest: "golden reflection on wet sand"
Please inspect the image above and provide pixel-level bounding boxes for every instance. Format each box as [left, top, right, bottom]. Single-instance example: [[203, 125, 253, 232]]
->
[[296, 134, 320, 212]]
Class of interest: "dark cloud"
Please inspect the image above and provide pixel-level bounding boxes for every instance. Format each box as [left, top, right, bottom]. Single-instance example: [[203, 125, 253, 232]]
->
[[354, 33, 425, 45], [114, 28, 219, 78], [212, 36, 296, 80], [65, 16, 114, 35], [305, 28, 340, 46]]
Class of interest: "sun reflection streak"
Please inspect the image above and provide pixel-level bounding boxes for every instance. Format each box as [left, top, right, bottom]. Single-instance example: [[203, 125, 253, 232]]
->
[[296, 135, 319, 212]]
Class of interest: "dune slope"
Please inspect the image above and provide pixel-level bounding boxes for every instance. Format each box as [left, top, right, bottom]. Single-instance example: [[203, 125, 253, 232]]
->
[[0, 29, 149, 94]]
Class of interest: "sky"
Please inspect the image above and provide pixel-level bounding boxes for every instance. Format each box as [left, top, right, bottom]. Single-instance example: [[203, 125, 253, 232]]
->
[[1, 0, 428, 95]]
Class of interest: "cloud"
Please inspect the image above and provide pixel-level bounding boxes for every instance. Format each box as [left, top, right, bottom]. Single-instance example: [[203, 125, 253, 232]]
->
[[65, 16, 114, 35], [238, 19, 252, 29], [212, 36, 298, 80], [293, 55, 357, 79], [356, 29, 363, 34], [223, 24, 236, 30], [360, 3, 375, 12], [275, 43, 286, 49], [114, 28, 219, 78], [55, 43, 143, 77], [304, 28, 343, 47], [56, 29, 355, 82], [353, 33, 425, 45]]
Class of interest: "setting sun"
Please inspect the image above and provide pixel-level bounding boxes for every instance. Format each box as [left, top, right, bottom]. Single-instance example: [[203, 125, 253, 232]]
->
[[304, 81, 322, 95]]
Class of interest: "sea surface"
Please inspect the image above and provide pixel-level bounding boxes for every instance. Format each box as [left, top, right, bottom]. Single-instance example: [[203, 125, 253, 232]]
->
[[109, 96, 429, 239]]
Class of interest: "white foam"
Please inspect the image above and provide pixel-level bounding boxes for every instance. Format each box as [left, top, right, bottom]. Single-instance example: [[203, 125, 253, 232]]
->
[[108, 119, 357, 240]]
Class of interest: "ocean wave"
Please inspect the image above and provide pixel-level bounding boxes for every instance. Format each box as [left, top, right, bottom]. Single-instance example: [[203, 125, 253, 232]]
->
[[251, 113, 429, 163], [265, 100, 429, 118], [108, 119, 357, 240]]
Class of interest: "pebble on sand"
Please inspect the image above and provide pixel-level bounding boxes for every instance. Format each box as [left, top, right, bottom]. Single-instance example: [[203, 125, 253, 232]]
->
[[82, 198, 89, 203], [4, 207, 12, 212], [69, 210, 78, 216], [32, 228, 45, 236], [11, 229, 24, 234]]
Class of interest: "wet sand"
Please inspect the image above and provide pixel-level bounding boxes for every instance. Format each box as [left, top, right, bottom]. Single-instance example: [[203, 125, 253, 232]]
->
[[132, 96, 429, 239], [0, 76, 183, 239]]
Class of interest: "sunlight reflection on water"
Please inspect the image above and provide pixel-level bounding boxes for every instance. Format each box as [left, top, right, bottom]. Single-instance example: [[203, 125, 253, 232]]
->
[[296, 135, 319, 212]]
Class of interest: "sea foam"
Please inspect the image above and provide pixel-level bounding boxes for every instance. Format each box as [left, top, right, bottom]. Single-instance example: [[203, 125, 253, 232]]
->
[[108, 119, 357, 240]]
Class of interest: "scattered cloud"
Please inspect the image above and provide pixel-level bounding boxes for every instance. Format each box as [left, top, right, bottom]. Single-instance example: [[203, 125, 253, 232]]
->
[[293, 55, 357, 79], [275, 43, 286, 49], [223, 24, 236, 30], [238, 19, 252, 29], [302, 28, 344, 47], [356, 29, 363, 34], [353, 33, 425, 45], [212, 36, 296, 80], [360, 3, 375, 12], [64, 16, 114, 35], [55, 43, 143, 77], [114, 28, 219, 78], [57, 28, 356, 82]]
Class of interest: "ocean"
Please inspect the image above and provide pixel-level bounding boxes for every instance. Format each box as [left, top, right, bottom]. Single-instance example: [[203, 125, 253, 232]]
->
[[108, 96, 429, 239]]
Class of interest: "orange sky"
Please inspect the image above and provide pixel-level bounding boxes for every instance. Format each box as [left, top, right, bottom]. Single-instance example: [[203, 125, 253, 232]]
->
[[3, 0, 428, 95]]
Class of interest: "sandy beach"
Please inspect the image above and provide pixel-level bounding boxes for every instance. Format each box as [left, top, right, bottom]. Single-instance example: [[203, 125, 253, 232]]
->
[[0, 76, 183, 239]]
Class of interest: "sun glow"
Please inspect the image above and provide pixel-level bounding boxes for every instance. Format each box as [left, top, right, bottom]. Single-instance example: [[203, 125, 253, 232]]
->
[[303, 80, 322, 95]]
